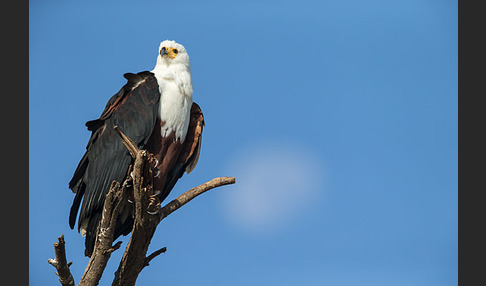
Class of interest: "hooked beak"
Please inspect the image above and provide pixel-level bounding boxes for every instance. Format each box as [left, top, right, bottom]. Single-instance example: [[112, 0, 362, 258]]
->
[[160, 47, 168, 57]]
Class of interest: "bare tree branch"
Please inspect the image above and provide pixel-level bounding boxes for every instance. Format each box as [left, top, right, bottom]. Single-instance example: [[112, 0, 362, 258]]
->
[[143, 247, 167, 268], [111, 138, 159, 286], [110, 176, 236, 286], [113, 125, 139, 158], [77, 181, 127, 286], [48, 235, 75, 286], [112, 127, 236, 286], [158, 176, 236, 222], [49, 126, 236, 285]]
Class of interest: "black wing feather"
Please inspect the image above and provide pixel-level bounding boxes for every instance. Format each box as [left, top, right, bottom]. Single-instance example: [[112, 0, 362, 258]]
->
[[69, 71, 160, 256]]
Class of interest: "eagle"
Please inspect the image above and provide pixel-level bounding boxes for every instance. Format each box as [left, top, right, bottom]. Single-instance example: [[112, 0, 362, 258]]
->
[[68, 40, 204, 257]]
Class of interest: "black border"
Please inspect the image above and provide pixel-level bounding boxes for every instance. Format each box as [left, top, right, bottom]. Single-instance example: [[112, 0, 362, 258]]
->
[[4, 0, 29, 284], [458, 1, 483, 285]]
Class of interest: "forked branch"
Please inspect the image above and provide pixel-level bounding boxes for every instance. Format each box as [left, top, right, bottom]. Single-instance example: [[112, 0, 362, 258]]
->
[[112, 126, 235, 285], [48, 235, 75, 286], [49, 126, 235, 286]]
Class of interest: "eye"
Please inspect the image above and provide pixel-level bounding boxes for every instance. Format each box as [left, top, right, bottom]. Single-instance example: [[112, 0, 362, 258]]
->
[[172, 49, 178, 54]]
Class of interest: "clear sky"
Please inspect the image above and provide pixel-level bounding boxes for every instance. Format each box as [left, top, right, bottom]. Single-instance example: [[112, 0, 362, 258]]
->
[[29, 1, 457, 285]]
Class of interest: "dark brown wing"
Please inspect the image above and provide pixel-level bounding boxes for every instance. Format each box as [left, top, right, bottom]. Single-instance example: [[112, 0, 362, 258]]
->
[[159, 102, 204, 200], [68, 71, 160, 256], [183, 102, 204, 174]]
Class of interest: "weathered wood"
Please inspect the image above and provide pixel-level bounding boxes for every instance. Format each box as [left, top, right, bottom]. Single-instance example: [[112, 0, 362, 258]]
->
[[48, 235, 75, 286], [77, 181, 127, 286], [112, 128, 236, 286], [112, 147, 160, 286], [158, 176, 236, 222], [49, 126, 236, 286]]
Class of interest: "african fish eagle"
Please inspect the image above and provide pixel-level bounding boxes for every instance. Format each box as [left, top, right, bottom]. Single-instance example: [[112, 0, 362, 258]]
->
[[68, 40, 204, 257]]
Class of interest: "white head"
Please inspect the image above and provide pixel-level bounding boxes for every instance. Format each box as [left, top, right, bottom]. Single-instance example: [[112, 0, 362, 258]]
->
[[154, 40, 191, 69]]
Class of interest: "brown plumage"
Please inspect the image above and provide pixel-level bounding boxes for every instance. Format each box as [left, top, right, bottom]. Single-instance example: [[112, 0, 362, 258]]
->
[[69, 71, 204, 257], [145, 102, 204, 203]]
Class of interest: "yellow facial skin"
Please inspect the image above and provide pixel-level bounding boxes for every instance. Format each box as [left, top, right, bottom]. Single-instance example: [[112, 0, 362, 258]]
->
[[161, 47, 179, 59]]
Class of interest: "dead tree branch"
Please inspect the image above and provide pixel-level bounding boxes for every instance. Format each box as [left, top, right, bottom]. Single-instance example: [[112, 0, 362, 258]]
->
[[111, 131, 160, 286], [143, 247, 167, 268], [48, 235, 75, 286], [49, 126, 235, 285], [112, 127, 236, 286], [158, 176, 236, 222], [77, 180, 128, 286], [111, 176, 236, 286]]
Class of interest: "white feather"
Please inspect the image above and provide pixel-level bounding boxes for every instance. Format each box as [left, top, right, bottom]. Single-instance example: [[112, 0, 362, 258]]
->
[[151, 40, 193, 142]]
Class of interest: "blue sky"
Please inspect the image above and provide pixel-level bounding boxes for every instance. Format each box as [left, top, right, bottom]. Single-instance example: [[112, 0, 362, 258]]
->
[[30, 1, 457, 285]]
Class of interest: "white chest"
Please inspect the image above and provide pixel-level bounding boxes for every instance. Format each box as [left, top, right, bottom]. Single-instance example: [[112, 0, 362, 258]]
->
[[153, 69, 193, 142]]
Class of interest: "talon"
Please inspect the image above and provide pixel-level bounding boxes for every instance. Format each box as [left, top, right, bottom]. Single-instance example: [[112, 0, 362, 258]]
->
[[147, 202, 161, 214], [127, 198, 133, 203], [147, 194, 161, 214], [154, 170, 160, 178], [153, 190, 161, 197], [147, 209, 160, 215]]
